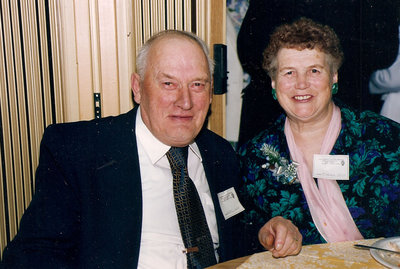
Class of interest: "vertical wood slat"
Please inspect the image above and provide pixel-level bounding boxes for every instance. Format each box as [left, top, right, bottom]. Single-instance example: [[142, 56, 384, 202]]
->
[[208, 0, 226, 137], [9, 1, 26, 189], [89, 1, 102, 97], [9, 0, 25, 229], [142, 0, 151, 41], [97, 1, 120, 116], [34, 0, 54, 205], [133, 0, 143, 56], [116, 0, 134, 112], [166, 0, 175, 29], [157, 0, 166, 31], [174, 0, 182, 30], [20, 0, 39, 211], [75, 0, 95, 119], [22, 0, 44, 169], [38, 0, 54, 128], [48, 0, 64, 123], [196, 0, 206, 40], [59, 0, 80, 121], [0, 0, 10, 257], [150, 0, 159, 33], [184, 0, 191, 31], [2, 0, 20, 240]]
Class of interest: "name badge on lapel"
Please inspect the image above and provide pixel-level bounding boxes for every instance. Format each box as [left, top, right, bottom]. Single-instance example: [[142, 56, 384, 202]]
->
[[217, 187, 245, 220], [313, 154, 349, 180]]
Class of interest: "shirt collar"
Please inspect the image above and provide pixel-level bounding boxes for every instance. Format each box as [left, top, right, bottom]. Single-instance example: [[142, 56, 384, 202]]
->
[[135, 108, 202, 165]]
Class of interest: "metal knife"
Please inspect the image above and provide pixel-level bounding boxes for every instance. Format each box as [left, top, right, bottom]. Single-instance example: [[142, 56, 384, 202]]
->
[[354, 244, 400, 255]]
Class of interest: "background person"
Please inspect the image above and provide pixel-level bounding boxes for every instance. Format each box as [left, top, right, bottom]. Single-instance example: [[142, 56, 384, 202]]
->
[[1, 30, 300, 269], [238, 18, 400, 253], [369, 24, 400, 124]]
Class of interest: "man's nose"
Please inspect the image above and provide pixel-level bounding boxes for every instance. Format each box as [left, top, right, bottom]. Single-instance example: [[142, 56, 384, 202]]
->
[[176, 86, 193, 109]]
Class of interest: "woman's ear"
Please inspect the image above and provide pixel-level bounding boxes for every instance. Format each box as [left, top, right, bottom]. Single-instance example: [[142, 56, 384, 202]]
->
[[131, 73, 141, 104], [333, 72, 338, 84]]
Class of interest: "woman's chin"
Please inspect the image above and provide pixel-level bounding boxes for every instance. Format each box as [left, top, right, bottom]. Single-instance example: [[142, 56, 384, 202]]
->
[[289, 111, 316, 122]]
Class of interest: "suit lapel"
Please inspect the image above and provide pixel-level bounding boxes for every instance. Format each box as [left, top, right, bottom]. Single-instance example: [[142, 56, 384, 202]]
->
[[195, 131, 229, 257], [195, 129, 238, 262]]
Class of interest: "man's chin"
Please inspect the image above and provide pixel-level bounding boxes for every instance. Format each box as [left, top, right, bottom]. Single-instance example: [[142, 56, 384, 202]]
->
[[167, 132, 197, 147], [168, 140, 194, 147]]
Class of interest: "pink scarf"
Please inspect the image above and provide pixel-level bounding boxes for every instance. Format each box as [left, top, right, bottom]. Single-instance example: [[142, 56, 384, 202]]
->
[[284, 104, 363, 242]]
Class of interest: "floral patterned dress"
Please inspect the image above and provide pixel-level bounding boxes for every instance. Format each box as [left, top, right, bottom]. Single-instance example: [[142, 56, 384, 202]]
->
[[238, 102, 400, 252]]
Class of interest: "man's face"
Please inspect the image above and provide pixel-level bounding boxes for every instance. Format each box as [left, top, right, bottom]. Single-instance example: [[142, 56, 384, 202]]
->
[[132, 37, 212, 147]]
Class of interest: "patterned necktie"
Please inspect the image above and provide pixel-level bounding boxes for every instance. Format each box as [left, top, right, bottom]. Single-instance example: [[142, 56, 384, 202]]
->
[[166, 146, 217, 268]]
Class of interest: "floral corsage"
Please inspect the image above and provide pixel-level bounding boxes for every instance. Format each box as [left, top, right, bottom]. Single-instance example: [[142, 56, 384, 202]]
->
[[260, 143, 299, 184]]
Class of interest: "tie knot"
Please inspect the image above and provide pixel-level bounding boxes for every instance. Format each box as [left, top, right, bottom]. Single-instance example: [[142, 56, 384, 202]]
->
[[167, 146, 188, 167]]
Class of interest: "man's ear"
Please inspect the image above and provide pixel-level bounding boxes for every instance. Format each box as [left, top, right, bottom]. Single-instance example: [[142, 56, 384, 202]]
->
[[131, 73, 141, 104]]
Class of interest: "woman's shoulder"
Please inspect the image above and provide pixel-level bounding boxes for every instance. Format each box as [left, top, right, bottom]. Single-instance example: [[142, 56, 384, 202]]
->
[[338, 102, 400, 141], [335, 102, 400, 174]]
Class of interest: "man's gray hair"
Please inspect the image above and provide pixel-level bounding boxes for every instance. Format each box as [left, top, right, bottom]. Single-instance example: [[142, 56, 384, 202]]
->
[[136, 30, 214, 80]]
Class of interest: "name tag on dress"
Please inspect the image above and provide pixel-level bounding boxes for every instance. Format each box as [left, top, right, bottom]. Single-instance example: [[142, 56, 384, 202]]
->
[[313, 154, 349, 180], [217, 187, 245, 220]]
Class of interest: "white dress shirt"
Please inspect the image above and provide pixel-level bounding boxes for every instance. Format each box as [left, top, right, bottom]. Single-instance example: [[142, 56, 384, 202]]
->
[[135, 109, 219, 269]]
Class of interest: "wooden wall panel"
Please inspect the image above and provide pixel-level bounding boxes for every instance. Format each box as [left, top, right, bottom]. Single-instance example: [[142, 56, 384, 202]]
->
[[0, 0, 63, 258]]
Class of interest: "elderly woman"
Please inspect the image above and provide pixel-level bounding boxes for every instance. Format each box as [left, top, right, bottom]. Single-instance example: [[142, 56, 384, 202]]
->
[[238, 17, 400, 252]]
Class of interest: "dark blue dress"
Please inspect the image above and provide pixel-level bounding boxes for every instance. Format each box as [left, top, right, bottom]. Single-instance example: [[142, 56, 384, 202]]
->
[[238, 102, 400, 253]]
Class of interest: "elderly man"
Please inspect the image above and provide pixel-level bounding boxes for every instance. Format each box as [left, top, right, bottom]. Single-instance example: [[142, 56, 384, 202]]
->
[[1, 30, 301, 269]]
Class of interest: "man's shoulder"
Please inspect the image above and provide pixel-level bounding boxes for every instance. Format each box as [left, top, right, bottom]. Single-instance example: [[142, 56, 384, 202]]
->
[[196, 128, 235, 152], [44, 109, 136, 138], [195, 128, 239, 169], [41, 109, 137, 154]]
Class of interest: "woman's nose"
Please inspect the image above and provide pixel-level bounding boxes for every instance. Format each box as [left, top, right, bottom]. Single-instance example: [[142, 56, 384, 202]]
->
[[296, 73, 309, 89]]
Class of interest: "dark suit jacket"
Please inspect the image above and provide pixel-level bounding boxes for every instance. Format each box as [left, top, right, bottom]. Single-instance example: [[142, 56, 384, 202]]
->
[[0, 106, 241, 268]]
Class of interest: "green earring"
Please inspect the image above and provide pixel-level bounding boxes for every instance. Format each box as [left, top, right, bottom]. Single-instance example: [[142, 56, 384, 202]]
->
[[332, 83, 338, 95], [272, 88, 277, 100]]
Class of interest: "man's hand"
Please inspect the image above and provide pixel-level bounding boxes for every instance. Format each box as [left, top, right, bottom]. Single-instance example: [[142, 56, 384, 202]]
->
[[258, 216, 302, 258]]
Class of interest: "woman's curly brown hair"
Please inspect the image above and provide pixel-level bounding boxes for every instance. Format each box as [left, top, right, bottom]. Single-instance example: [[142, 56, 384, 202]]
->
[[263, 17, 344, 79]]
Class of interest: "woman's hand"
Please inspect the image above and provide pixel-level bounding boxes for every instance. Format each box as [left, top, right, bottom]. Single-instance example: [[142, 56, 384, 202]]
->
[[258, 216, 302, 258]]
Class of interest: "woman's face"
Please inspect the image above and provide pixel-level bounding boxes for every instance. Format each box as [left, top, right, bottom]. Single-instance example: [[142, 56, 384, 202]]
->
[[271, 48, 337, 124]]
